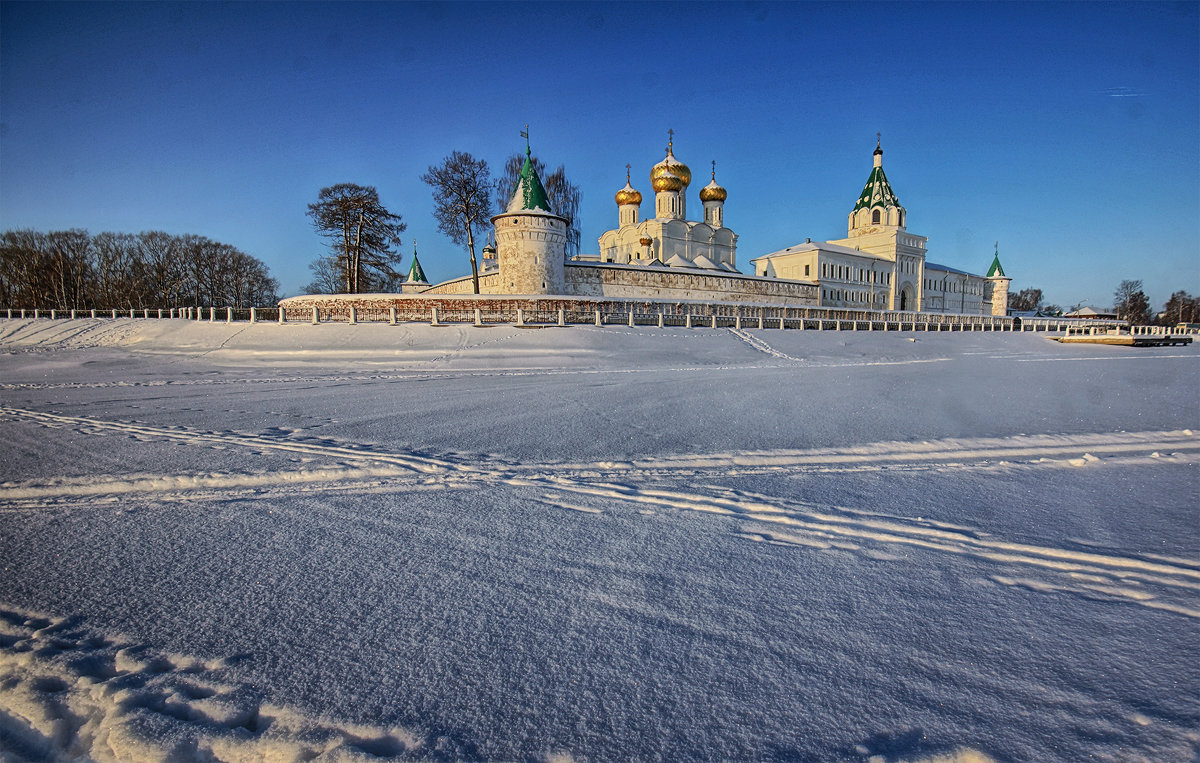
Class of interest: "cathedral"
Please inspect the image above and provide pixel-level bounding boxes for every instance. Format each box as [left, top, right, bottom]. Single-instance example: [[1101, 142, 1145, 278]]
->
[[592, 132, 738, 272]]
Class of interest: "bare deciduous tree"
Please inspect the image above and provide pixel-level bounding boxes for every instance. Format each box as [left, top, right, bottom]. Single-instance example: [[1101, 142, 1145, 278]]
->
[[306, 184, 405, 294], [0, 229, 278, 309], [423, 152, 493, 294], [1007, 287, 1044, 313], [1114, 279, 1151, 324]]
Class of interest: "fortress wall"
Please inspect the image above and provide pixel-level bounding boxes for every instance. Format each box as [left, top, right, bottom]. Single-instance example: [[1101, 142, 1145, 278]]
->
[[561, 263, 818, 306]]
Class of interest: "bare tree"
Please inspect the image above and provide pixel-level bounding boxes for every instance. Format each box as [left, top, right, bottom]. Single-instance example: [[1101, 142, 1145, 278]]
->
[[303, 256, 341, 295], [1114, 279, 1151, 324], [1007, 287, 1044, 313], [307, 184, 405, 294], [1, 229, 278, 310], [137, 231, 187, 307], [423, 152, 493, 294], [495, 153, 582, 256]]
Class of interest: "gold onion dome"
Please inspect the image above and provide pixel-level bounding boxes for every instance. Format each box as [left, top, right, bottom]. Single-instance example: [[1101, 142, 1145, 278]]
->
[[699, 161, 726, 202], [651, 167, 684, 192], [650, 140, 691, 190], [615, 165, 642, 206]]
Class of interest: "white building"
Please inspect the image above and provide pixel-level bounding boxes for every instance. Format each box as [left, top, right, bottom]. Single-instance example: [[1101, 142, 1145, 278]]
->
[[751, 140, 1008, 316], [595, 135, 738, 272]]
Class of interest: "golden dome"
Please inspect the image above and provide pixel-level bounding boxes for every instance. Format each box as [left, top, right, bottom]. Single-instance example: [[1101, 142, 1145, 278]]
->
[[650, 140, 691, 190], [699, 160, 726, 202], [614, 164, 642, 206], [615, 183, 642, 206], [650, 165, 684, 192], [699, 182, 727, 203]]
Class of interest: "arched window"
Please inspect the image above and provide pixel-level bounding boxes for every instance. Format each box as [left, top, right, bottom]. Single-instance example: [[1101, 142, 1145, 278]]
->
[[872, 209, 881, 224]]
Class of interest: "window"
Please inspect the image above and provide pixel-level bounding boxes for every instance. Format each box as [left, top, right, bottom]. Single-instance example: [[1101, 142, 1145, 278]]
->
[[805, 264, 810, 276], [872, 209, 881, 224]]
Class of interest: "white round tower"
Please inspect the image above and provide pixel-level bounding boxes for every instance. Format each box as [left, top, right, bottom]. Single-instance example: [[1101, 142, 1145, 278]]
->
[[492, 146, 568, 295], [984, 242, 1011, 317]]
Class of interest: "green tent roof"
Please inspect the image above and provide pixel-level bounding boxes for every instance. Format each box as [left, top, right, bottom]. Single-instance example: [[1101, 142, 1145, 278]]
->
[[508, 147, 553, 213], [404, 250, 428, 284], [986, 250, 1006, 278], [852, 165, 901, 212]]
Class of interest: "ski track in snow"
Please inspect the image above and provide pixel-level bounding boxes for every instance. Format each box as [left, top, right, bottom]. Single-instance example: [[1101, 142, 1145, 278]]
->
[[3, 404, 1198, 623]]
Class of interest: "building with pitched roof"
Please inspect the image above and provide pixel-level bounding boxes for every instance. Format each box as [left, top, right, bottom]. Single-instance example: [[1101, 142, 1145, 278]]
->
[[751, 138, 1008, 315]]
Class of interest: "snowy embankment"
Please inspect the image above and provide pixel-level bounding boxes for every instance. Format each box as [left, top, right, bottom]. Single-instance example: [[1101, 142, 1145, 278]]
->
[[0, 319, 1197, 762]]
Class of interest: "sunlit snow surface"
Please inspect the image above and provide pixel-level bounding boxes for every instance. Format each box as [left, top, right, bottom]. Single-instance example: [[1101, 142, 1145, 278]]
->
[[1, 318, 1197, 762]]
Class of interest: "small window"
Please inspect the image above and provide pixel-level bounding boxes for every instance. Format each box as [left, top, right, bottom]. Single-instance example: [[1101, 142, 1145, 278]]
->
[[805, 264, 810, 276], [872, 209, 881, 224]]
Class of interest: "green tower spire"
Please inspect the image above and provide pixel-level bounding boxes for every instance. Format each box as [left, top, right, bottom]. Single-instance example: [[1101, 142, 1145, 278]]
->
[[511, 145, 553, 213], [405, 242, 428, 284], [986, 241, 1006, 278], [507, 127, 553, 214]]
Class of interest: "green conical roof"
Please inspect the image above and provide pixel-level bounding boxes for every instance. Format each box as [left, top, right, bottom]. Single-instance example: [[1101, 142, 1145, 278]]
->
[[507, 147, 553, 214], [404, 250, 428, 284], [986, 247, 1006, 278], [853, 164, 901, 212]]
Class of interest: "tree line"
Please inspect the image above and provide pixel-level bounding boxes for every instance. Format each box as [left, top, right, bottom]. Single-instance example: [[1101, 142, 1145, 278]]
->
[[0, 229, 279, 310], [1009, 281, 1198, 325], [307, 149, 582, 295]]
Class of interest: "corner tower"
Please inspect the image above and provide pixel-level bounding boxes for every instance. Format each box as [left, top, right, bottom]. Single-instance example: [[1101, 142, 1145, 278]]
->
[[491, 144, 568, 295], [985, 242, 1011, 317], [847, 136, 906, 236], [401, 242, 430, 293]]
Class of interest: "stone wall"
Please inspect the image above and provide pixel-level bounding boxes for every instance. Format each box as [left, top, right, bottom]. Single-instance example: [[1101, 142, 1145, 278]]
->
[[561, 262, 818, 306]]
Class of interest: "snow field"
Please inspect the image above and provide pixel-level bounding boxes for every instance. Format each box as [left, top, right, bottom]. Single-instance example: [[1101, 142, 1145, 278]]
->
[[1, 319, 1197, 761]]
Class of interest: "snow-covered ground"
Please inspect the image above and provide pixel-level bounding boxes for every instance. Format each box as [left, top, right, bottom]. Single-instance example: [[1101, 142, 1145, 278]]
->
[[1, 318, 1197, 762]]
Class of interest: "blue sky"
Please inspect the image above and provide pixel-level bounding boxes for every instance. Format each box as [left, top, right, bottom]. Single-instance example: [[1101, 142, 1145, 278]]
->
[[2, 1, 1197, 309]]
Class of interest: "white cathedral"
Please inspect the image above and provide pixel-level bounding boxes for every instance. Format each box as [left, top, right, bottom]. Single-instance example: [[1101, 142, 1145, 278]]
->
[[591, 133, 739, 272]]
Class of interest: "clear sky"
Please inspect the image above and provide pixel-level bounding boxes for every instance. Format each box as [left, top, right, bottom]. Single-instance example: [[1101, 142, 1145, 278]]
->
[[2, 1, 1197, 310]]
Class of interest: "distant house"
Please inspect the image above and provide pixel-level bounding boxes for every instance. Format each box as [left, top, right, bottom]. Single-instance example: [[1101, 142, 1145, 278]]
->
[[1063, 306, 1117, 320]]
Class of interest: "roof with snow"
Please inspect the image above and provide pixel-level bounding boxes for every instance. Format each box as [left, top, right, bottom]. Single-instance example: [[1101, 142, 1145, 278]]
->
[[924, 262, 975, 276], [986, 252, 1006, 278], [751, 240, 887, 262], [506, 147, 553, 214], [853, 162, 901, 212]]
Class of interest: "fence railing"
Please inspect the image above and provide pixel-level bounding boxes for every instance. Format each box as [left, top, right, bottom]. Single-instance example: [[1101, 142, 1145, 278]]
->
[[3, 305, 1186, 335]]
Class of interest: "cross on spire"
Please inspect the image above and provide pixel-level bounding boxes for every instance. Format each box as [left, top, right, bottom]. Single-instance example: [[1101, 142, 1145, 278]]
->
[[711, 159, 717, 180], [625, 163, 631, 183], [876, 131, 881, 148], [667, 128, 674, 151], [520, 124, 530, 153]]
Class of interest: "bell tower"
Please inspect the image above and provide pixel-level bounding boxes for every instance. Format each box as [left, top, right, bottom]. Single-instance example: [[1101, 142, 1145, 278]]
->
[[847, 135, 906, 237]]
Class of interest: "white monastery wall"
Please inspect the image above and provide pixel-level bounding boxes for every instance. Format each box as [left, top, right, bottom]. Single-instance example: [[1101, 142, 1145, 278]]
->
[[562, 263, 817, 305]]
